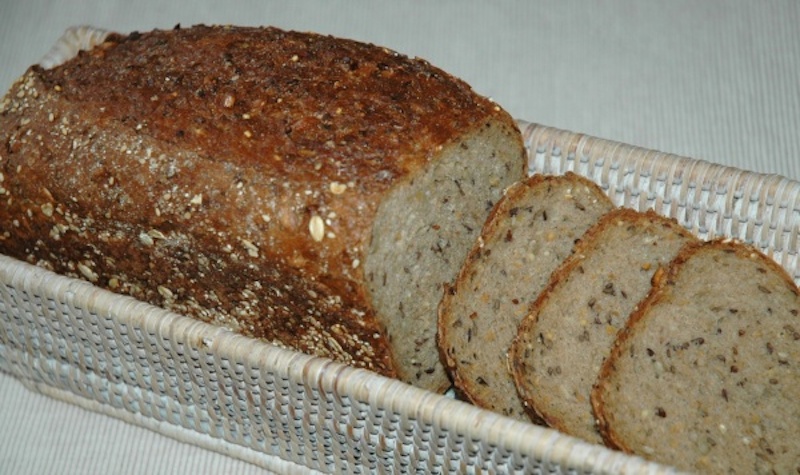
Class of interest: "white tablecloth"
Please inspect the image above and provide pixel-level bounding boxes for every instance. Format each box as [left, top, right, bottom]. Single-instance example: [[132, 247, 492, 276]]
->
[[1, 1, 798, 473]]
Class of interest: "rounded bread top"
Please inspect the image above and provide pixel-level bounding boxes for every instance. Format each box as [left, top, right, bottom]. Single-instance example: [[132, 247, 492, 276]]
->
[[35, 24, 506, 188]]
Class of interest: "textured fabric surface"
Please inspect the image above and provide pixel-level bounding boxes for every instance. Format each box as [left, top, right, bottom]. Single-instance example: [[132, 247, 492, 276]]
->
[[0, 0, 798, 473]]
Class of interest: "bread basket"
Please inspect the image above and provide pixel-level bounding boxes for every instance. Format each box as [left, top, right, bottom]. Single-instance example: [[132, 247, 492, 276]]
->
[[4, 27, 800, 474]]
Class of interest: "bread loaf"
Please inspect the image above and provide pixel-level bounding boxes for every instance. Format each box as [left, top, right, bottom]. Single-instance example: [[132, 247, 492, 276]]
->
[[0, 25, 527, 390], [509, 208, 696, 442], [592, 239, 800, 474], [437, 172, 613, 419]]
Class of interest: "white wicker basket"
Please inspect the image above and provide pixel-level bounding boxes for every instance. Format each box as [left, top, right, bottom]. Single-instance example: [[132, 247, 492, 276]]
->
[[4, 26, 800, 475], [6, 119, 800, 473]]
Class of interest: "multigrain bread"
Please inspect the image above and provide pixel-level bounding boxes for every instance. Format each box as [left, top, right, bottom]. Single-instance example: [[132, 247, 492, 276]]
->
[[437, 172, 614, 419], [592, 239, 800, 474], [0, 25, 527, 390], [509, 208, 696, 443]]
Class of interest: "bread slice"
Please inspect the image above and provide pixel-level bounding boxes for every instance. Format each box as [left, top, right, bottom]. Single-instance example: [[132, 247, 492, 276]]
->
[[592, 239, 800, 474], [509, 208, 696, 443], [0, 25, 528, 391], [437, 172, 614, 420]]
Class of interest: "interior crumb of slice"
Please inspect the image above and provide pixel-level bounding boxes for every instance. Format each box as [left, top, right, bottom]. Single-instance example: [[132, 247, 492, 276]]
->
[[512, 209, 695, 442], [364, 119, 525, 392], [439, 173, 613, 419], [594, 242, 800, 474]]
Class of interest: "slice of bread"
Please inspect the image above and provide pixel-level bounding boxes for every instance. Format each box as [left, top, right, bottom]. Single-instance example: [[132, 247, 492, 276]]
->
[[592, 239, 800, 474], [509, 208, 696, 443], [437, 172, 614, 420]]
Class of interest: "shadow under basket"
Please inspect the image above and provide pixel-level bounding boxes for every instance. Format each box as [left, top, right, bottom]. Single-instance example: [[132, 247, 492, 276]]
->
[[5, 120, 800, 474]]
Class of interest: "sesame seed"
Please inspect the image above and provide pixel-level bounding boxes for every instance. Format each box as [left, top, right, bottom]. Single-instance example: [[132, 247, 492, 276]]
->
[[244, 130, 253, 138], [77, 263, 98, 282], [147, 229, 168, 240], [158, 285, 174, 299], [139, 232, 155, 247], [309, 215, 325, 242], [330, 182, 347, 194], [241, 239, 259, 258], [40, 203, 54, 217]]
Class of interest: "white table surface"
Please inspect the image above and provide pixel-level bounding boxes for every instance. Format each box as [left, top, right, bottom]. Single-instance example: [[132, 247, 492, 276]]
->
[[1, 1, 799, 473]]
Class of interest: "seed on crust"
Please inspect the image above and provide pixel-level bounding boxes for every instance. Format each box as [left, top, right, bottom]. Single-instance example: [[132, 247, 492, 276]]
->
[[139, 232, 155, 247], [40, 202, 54, 217], [241, 238, 260, 257], [330, 181, 347, 194], [309, 215, 325, 242], [77, 262, 98, 282], [158, 285, 174, 299]]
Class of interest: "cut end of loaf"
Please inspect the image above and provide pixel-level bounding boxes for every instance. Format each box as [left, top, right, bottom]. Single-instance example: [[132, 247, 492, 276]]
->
[[365, 118, 526, 392]]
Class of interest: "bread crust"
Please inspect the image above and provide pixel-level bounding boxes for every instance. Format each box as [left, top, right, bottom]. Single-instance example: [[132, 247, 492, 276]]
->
[[0, 25, 522, 378]]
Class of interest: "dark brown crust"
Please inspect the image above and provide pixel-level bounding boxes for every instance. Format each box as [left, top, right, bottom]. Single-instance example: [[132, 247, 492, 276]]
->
[[437, 172, 610, 422], [509, 207, 697, 434], [0, 25, 520, 377], [590, 238, 800, 452]]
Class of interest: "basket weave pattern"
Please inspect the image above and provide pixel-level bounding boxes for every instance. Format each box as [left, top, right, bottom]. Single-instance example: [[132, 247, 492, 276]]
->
[[522, 121, 800, 284]]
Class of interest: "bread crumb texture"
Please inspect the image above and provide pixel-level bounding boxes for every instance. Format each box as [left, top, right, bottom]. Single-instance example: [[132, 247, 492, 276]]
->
[[511, 208, 696, 444], [592, 240, 800, 474], [439, 173, 613, 420]]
